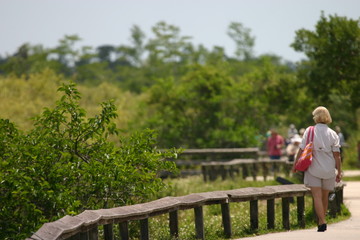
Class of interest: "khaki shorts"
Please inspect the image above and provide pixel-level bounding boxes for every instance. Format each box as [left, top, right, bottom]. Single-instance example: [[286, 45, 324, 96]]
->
[[304, 171, 335, 191]]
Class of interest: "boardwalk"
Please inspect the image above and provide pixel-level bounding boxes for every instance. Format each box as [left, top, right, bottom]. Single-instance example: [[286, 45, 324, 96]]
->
[[238, 179, 360, 240]]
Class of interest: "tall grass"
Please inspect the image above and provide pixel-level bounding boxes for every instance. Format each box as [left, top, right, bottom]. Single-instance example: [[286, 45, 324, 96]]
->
[[0, 70, 140, 133]]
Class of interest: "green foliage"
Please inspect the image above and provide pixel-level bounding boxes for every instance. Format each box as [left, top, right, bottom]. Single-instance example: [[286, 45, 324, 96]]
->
[[142, 59, 303, 148], [1, 14, 359, 155], [291, 13, 360, 127], [0, 71, 139, 133], [0, 83, 178, 239], [143, 64, 259, 148]]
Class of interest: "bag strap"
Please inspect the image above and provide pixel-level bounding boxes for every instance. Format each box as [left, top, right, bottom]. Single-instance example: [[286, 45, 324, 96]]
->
[[306, 126, 315, 144]]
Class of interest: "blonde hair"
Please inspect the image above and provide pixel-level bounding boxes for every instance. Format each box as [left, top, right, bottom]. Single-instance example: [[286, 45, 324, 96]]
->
[[312, 106, 332, 124]]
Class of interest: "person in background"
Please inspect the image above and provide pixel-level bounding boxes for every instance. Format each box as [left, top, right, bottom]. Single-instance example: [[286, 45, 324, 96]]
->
[[299, 128, 306, 138], [287, 124, 298, 145], [286, 134, 302, 162], [267, 128, 285, 160], [292, 106, 342, 232], [335, 126, 346, 162]]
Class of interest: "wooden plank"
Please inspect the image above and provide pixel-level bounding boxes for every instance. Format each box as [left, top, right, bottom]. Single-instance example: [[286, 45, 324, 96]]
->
[[265, 185, 309, 198], [181, 148, 259, 154], [30, 215, 85, 240], [177, 191, 227, 209], [227, 187, 263, 202], [194, 206, 205, 239], [221, 203, 232, 238], [29, 223, 62, 240], [76, 210, 102, 226]]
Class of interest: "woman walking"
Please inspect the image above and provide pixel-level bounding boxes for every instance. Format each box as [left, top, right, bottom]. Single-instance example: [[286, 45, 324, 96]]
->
[[292, 106, 342, 232]]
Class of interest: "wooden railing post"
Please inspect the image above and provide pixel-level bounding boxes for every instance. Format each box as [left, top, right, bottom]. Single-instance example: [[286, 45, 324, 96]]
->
[[339, 187, 344, 204], [88, 226, 98, 240], [104, 223, 114, 240], [251, 163, 257, 181], [219, 165, 225, 180], [221, 202, 232, 238], [262, 162, 269, 181], [79, 232, 88, 240], [229, 166, 235, 179], [297, 196, 305, 228], [336, 189, 342, 214], [282, 197, 290, 230], [119, 221, 129, 240], [209, 166, 216, 181], [140, 219, 149, 240], [329, 192, 338, 218], [250, 200, 258, 230], [194, 206, 205, 239], [169, 210, 179, 238], [242, 165, 248, 179], [202, 165, 208, 182], [267, 199, 275, 229]]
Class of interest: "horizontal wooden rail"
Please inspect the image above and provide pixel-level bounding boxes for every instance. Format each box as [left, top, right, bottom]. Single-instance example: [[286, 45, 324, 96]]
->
[[179, 148, 260, 160], [163, 148, 289, 179], [27, 183, 345, 240], [181, 148, 259, 154], [201, 158, 293, 181]]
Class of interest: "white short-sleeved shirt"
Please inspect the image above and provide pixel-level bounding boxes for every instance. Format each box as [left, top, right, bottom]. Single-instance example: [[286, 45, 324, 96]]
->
[[300, 123, 340, 179]]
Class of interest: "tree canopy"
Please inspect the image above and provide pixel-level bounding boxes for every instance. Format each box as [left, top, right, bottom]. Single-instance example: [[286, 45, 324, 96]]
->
[[291, 13, 360, 124]]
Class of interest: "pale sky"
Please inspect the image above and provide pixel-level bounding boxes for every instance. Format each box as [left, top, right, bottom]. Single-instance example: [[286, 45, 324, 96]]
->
[[0, 0, 359, 62]]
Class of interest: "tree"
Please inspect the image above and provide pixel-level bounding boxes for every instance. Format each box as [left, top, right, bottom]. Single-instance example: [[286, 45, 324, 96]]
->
[[0, 43, 65, 77], [227, 22, 255, 60], [291, 13, 360, 117], [96, 45, 116, 63], [51, 35, 82, 73], [146, 21, 192, 63], [143, 64, 259, 148], [127, 24, 146, 67]]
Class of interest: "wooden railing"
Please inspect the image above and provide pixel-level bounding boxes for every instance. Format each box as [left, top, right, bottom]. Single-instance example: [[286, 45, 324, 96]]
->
[[179, 148, 260, 159], [201, 158, 293, 182], [27, 183, 345, 240], [163, 148, 293, 179]]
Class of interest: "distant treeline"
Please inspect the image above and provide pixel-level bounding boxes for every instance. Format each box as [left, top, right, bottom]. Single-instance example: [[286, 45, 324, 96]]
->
[[0, 14, 359, 148]]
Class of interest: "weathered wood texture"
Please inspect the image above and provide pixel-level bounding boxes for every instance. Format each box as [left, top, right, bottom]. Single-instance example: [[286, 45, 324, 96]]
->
[[27, 183, 345, 240]]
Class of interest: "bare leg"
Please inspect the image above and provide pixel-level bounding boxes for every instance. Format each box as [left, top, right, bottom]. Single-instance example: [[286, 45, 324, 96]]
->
[[310, 187, 327, 225], [322, 189, 330, 216]]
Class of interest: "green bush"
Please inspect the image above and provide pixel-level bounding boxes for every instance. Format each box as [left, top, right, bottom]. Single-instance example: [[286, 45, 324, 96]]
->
[[0, 83, 178, 239]]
